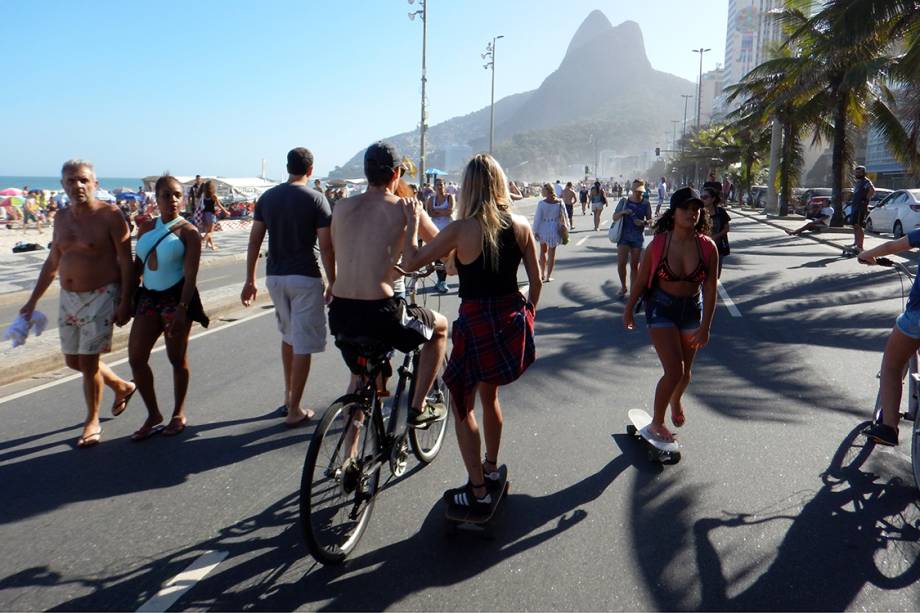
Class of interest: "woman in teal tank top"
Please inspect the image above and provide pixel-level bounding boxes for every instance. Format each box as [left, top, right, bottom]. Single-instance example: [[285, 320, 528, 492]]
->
[[129, 176, 207, 441]]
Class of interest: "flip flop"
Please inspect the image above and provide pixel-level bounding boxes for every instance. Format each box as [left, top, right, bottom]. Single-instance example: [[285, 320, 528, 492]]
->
[[76, 429, 103, 448], [162, 417, 187, 436], [131, 424, 164, 441], [284, 410, 315, 429], [112, 382, 137, 417], [671, 408, 686, 428]]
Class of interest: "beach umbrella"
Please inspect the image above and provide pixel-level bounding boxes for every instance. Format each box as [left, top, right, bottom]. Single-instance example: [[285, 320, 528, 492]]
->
[[53, 193, 70, 206], [94, 188, 116, 202], [116, 192, 143, 202], [0, 188, 24, 197], [425, 168, 447, 176], [1, 196, 25, 208]]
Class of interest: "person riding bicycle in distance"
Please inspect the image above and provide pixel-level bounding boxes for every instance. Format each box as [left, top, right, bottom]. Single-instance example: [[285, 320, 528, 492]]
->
[[858, 233, 920, 446], [327, 141, 449, 427]]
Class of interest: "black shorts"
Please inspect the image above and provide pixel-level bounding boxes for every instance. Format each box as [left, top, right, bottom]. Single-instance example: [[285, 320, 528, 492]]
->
[[328, 296, 436, 374], [851, 203, 868, 227]]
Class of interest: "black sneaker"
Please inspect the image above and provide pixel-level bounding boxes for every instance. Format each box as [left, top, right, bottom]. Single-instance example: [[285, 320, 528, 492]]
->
[[407, 401, 446, 428], [444, 482, 492, 514], [863, 422, 898, 446]]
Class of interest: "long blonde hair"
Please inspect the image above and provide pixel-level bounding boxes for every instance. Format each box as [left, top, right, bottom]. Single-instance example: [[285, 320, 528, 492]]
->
[[459, 154, 512, 270]]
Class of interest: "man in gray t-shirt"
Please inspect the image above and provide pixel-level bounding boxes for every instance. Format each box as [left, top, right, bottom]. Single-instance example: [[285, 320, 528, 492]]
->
[[241, 147, 334, 427]]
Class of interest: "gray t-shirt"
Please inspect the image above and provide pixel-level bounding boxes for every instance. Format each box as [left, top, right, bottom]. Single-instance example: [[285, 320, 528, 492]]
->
[[254, 183, 332, 277]]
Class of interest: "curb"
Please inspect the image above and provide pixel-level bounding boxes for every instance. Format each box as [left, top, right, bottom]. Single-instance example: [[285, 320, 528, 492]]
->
[[732, 207, 860, 252], [0, 284, 270, 387]]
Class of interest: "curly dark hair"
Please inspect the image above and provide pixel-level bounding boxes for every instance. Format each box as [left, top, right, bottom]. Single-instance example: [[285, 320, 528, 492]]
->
[[653, 207, 712, 235], [702, 185, 722, 205]]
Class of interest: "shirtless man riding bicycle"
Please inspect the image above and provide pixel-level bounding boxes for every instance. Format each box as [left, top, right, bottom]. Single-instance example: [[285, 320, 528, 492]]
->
[[327, 141, 449, 427]]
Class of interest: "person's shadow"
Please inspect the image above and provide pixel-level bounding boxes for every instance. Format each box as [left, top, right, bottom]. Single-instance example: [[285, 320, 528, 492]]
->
[[20, 451, 634, 611], [689, 423, 920, 610]]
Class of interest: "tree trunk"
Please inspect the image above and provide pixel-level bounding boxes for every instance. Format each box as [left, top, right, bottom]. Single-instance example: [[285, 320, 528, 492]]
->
[[780, 118, 795, 216], [830, 86, 848, 227]]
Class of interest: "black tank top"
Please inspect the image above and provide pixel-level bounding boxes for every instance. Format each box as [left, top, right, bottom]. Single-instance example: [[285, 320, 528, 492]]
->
[[457, 224, 522, 299]]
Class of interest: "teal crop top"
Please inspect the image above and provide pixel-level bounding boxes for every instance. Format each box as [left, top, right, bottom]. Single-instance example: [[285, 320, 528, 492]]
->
[[136, 217, 187, 291]]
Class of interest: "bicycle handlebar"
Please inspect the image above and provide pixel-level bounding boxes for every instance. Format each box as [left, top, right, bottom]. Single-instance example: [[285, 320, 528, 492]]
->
[[875, 257, 914, 279], [393, 262, 443, 279]]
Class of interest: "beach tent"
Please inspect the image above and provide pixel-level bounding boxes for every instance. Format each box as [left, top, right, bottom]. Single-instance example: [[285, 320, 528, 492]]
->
[[95, 189, 116, 203]]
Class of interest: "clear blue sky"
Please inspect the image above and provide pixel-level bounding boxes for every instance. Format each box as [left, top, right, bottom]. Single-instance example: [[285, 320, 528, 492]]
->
[[1, 0, 726, 179]]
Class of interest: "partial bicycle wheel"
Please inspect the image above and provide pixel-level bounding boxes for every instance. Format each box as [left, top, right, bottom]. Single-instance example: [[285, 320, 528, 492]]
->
[[913, 419, 920, 491], [300, 397, 380, 565], [409, 374, 451, 463]]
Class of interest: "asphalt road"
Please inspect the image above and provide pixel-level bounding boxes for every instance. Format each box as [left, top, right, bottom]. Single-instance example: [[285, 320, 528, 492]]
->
[[1, 211, 919, 611]]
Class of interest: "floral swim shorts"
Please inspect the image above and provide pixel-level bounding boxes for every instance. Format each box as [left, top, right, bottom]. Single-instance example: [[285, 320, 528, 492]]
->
[[59, 282, 119, 355]]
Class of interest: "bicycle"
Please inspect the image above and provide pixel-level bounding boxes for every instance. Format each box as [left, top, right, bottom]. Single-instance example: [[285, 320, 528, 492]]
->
[[299, 263, 451, 565], [868, 257, 920, 491]]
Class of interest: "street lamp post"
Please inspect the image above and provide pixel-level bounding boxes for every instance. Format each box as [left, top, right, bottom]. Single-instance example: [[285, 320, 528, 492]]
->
[[409, 0, 428, 186], [482, 35, 504, 155], [681, 94, 693, 144], [692, 48, 711, 130], [671, 120, 679, 151]]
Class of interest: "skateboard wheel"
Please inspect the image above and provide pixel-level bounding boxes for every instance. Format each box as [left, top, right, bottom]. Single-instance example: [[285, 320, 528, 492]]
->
[[626, 424, 637, 436]]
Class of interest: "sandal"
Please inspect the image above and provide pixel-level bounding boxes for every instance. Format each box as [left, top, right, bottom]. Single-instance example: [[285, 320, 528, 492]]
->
[[111, 381, 137, 417], [76, 429, 103, 448], [162, 416, 187, 436], [671, 406, 686, 428]]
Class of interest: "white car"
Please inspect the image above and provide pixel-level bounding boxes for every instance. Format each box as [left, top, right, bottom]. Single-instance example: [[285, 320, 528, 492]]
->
[[865, 189, 920, 238]]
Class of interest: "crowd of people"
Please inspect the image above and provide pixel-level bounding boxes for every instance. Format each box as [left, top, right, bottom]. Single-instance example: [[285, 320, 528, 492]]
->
[[17, 145, 915, 523]]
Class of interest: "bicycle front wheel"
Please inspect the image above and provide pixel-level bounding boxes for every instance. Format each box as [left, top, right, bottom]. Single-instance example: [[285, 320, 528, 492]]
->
[[300, 397, 380, 565], [409, 374, 451, 463]]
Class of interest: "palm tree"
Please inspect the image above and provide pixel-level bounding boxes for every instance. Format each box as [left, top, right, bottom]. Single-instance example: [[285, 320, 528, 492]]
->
[[779, 1, 898, 223]]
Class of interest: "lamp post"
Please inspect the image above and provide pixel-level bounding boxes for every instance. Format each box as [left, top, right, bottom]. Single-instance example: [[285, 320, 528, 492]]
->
[[409, 0, 428, 186], [671, 120, 679, 151], [482, 35, 504, 155], [680, 94, 693, 143], [692, 48, 711, 130]]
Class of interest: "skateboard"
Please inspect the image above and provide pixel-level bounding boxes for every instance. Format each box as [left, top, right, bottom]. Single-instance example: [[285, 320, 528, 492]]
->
[[626, 409, 682, 464], [445, 465, 510, 538]]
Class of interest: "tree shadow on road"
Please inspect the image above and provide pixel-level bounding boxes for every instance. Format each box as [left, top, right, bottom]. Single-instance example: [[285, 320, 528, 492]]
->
[[0, 411, 307, 526]]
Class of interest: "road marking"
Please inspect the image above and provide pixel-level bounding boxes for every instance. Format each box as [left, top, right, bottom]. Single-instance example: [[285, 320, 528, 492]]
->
[[576, 236, 589, 246], [0, 308, 274, 406], [136, 550, 228, 612], [717, 281, 742, 318], [200, 274, 231, 283]]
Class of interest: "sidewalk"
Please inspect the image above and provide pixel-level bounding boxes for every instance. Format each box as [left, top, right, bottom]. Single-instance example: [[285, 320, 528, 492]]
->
[[729, 205, 910, 260], [0, 221, 255, 305], [0, 220, 264, 386]]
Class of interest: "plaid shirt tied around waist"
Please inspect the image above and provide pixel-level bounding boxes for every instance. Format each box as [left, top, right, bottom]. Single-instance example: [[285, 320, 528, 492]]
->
[[443, 293, 536, 418]]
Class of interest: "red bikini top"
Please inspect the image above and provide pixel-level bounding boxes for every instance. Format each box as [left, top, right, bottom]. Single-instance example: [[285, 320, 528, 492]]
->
[[647, 232, 716, 289]]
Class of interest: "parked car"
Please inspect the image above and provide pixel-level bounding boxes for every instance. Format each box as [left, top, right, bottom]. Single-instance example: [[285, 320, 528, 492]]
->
[[805, 188, 846, 218], [865, 189, 920, 237], [745, 185, 768, 207], [795, 188, 830, 215], [842, 187, 894, 221]]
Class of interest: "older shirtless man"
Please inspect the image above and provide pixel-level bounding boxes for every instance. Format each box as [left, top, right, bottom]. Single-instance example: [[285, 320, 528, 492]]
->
[[327, 142, 448, 427], [20, 160, 136, 448]]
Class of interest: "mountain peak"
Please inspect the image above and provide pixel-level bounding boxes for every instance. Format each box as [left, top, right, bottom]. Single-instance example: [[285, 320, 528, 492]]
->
[[565, 9, 613, 58]]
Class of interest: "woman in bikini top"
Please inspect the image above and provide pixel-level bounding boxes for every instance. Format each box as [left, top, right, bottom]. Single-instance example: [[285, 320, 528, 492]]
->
[[655, 232, 708, 286]]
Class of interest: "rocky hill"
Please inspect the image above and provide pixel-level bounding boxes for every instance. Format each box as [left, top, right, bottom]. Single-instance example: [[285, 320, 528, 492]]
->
[[330, 10, 694, 180]]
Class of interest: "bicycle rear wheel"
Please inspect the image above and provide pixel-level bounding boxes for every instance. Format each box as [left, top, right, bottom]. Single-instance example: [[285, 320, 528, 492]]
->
[[409, 374, 451, 463], [300, 397, 380, 565]]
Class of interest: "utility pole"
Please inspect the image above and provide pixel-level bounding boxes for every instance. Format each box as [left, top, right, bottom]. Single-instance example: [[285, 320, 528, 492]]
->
[[681, 94, 693, 144], [482, 35, 504, 155], [692, 48, 711, 130], [409, 0, 428, 186]]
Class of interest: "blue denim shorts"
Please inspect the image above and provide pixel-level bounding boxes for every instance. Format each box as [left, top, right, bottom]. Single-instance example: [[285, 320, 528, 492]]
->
[[617, 236, 644, 249], [896, 309, 920, 340], [645, 288, 702, 331]]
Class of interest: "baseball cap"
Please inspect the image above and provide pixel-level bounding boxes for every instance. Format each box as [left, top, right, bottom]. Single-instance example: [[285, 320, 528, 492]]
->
[[632, 179, 646, 190], [364, 141, 404, 176], [670, 186, 704, 210]]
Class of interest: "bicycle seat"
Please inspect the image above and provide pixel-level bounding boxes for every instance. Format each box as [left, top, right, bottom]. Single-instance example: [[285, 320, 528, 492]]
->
[[334, 335, 392, 364]]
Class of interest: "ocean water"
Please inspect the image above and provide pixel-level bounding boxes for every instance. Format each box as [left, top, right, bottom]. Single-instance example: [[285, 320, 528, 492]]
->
[[0, 176, 143, 192]]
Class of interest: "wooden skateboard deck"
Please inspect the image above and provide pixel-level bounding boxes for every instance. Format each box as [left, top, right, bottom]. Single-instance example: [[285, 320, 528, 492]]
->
[[627, 409, 682, 464], [445, 465, 509, 535]]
